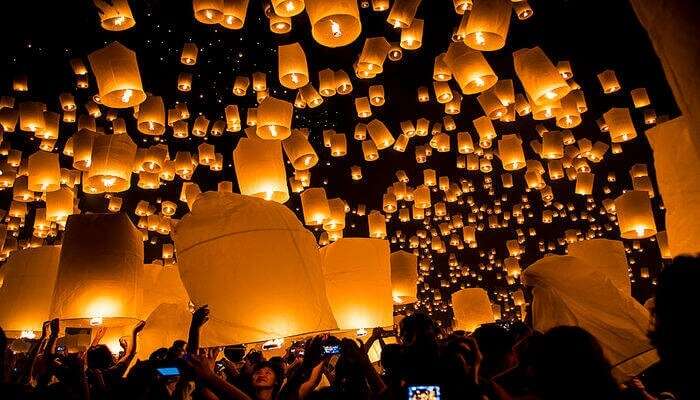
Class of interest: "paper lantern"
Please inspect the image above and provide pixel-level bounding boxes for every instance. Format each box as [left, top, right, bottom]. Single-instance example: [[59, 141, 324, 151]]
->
[[330, 133, 347, 156], [88, 42, 146, 108], [301, 187, 331, 226], [256, 96, 293, 140], [0, 246, 61, 338], [390, 250, 417, 304], [357, 37, 391, 77], [473, 115, 496, 148], [19, 101, 46, 133], [28, 151, 61, 192], [463, 0, 511, 51], [136, 96, 166, 135], [139, 263, 189, 320], [615, 190, 656, 239], [221, 0, 249, 29], [173, 192, 337, 344], [355, 97, 372, 118], [630, 88, 650, 108], [193, 0, 224, 23], [278, 43, 309, 89], [299, 84, 324, 108], [575, 172, 594, 195], [86, 134, 136, 193], [233, 135, 289, 203], [320, 238, 393, 330], [387, 0, 421, 28], [452, 288, 495, 332], [513, 47, 570, 105], [269, 13, 292, 33], [177, 72, 193, 91], [444, 41, 497, 94], [50, 213, 143, 327], [568, 239, 630, 294], [597, 69, 621, 93], [400, 18, 423, 49], [497, 134, 525, 171], [46, 187, 74, 223], [95, 0, 136, 31], [180, 42, 198, 65], [323, 198, 346, 231], [282, 130, 318, 169], [306, 0, 361, 47], [367, 119, 395, 149], [604, 108, 637, 143]]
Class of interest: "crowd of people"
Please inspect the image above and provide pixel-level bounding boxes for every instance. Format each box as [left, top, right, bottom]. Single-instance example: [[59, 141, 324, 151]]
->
[[0, 256, 697, 400]]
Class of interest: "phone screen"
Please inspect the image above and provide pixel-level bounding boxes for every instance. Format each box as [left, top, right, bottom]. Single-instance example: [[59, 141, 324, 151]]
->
[[323, 345, 341, 355], [407, 385, 441, 400], [156, 367, 180, 377]]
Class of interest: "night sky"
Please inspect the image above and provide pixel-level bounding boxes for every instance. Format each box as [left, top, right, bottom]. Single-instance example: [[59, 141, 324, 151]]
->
[[0, 0, 679, 324]]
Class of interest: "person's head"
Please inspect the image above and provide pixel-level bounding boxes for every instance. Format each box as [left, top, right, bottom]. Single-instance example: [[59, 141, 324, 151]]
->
[[650, 256, 700, 398], [399, 313, 438, 347], [167, 340, 187, 360], [87, 344, 115, 370], [251, 361, 283, 395], [472, 323, 517, 379], [149, 347, 169, 362], [533, 326, 619, 400]]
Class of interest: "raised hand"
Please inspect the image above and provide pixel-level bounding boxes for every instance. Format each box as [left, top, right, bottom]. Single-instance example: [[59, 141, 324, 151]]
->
[[192, 305, 210, 328]]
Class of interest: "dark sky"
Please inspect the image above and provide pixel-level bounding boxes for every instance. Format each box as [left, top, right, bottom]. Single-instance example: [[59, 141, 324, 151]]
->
[[0, 0, 678, 323]]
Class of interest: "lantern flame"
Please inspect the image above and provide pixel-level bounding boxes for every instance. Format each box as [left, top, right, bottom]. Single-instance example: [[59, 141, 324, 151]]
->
[[544, 90, 557, 100], [102, 177, 117, 187], [475, 31, 485, 45], [89, 316, 104, 326], [285, 1, 295, 12], [121, 89, 133, 103], [205, 10, 214, 20], [473, 76, 485, 87], [20, 330, 36, 339], [330, 20, 342, 37], [290, 73, 299, 84], [114, 16, 125, 26], [635, 226, 646, 237]]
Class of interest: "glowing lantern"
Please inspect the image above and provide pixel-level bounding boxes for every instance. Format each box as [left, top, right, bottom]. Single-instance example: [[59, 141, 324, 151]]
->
[[301, 188, 330, 226], [444, 41, 497, 94], [330, 133, 347, 156], [390, 250, 417, 304], [452, 288, 495, 332], [28, 151, 61, 192], [355, 97, 372, 118], [173, 192, 337, 345], [19, 101, 46, 133], [94, 0, 135, 31], [497, 134, 526, 171], [193, 0, 224, 23], [282, 130, 318, 169], [88, 42, 146, 108], [400, 18, 423, 49], [85, 134, 136, 193], [615, 190, 656, 239], [367, 119, 395, 149], [136, 96, 165, 135], [0, 246, 61, 338], [473, 115, 496, 148], [357, 37, 391, 77], [300, 84, 324, 108], [233, 135, 289, 203], [278, 43, 309, 89], [513, 47, 570, 106], [306, 0, 361, 47], [604, 108, 637, 143], [256, 96, 293, 140], [50, 213, 143, 326], [387, 0, 421, 28], [220, 0, 249, 29], [368, 210, 387, 239], [180, 42, 198, 65], [320, 238, 393, 330], [597, 69, 621, 93], [463, 0, 511, 51]]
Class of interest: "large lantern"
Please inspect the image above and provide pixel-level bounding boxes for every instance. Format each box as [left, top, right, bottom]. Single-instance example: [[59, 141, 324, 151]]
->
[[193, 0, 225, 24], [451, 288, 495, 332], [88, 42, 146, 108], [0, 246, 61, 338], [28, 151, 61, 192], [306, 0, 361, 47], [282, 130, 318, 169], [444, 41, 497, 94], [320, 238, 393, 330], [513, 47, 570, 105], [50, 213, 143, 327], [615, 190, 656, 239], [497, 134, 526, 171], [86, 134, 137, 193], [301, 187, 330, 225], [568, 239, 630, 294], [221, 0, 249, 29], [278, 43, 309, 89], [233, 135, 289, 203], [137, 95, 166, 135], [256, 96, 293, 140], [173, 192, 337, 345], [463, 0, 511, 51], [367, 119, 395, 149], [390, 250, 417, 304]]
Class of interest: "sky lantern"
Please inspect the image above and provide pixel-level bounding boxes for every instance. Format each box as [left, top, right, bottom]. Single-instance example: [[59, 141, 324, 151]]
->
[[615, 190, 657, 239], [137, 95, 166, 135], [368, 210, 387, 238], [193, 0, 225, 24], [28, 151, 61, 192], [497, 134, 526, 171], [357, 37, 391, 77], [444, 41, 497, 94], [390, 250, 417, 304], [233, 134, 289, 203], [50, 213, 143, 327], [320, 238, 393, 330], [94, 0, 136, 31], [367, 119, 395, 149], [451, 288, 495, 332], [463, 0, 512, 51], [323, 198, 347, 231], [256, 96, 293, 140], [174, 192, 336, 345], [604, 107, 637, 143], [386, 0, 421, 29], [400, 18, 423, 49], [88, 42, 146, 108], [19, 101, 46, 133], [282, 129, 319, 169], [597, 69, 621, 93], [513, 46, 570, 105], [306, 0, 361, 47], [630, 87, 650, 108], [86, 134, 136, 193], [301, 187, 331, 226], [278, 43, 309, 89], [180, 42, 198, 65], [220, 0, 249, 29], [0, 246, 61, 338]]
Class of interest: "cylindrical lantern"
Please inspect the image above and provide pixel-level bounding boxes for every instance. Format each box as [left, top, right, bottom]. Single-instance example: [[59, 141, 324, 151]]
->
[[301, 187, 331, 226], [367, 119, 395, 149], [28, 151, 61, 192], [604, 108, 637, 143], [444, 41, 497, 94], [305, 0, 361, 47], [278, 43, 309, 89], [256, 96, 293, 140], [137, 95, 166, 135], [320, 238, 393, 330], [497, 134, 526, 171], [513, 46, 570, 105], [193, 0, 225, 24], [95, 0, 136, 31], [233, 135, 289, 203], [87, 42, 146, 108], [86, 134, 136, 193], [452, 288, 495, 332], [390, 250, 417, 304], [463, 0, 511, 51], [368, 210, 387, 238], [615, 190, 657, 239]]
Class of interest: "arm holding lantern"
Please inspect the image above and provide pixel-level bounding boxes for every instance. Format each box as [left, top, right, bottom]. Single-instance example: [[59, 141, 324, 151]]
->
[[111, 320, 145, 376], [187, 305, 209, 355]]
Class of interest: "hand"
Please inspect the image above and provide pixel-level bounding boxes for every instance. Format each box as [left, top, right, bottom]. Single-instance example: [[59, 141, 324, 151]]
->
[[119, 337, 129, 352], [192, 305, 210, 329], [92, 327, 107, 346], [133, 320, 146, 335], [187, 352, 216, 379]]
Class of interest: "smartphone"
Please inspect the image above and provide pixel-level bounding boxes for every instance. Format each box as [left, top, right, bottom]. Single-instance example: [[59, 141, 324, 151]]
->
[[215, 360, 226, 372], [322, 345, 341, 355], [156, 367, 181, 377], [407, 385, 441, 400]]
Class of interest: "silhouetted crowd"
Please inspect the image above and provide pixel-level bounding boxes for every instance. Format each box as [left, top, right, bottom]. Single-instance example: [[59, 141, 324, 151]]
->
[[1, 256, 698, 400]]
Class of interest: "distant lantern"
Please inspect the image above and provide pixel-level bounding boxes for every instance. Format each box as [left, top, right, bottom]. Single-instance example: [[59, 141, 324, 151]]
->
[[615, 190, 656, 239], [513, 47, 570, 105], [301, 187, 331, 225], [256, 96, 293, 140], [357, 37, 391, 77], [597, 69, 621, 93], [87, 134, 137, 193], [630, 88, 650, 108], [387, 0, 421, 28], [400, 18, 423, 49], [355, 97, 372, 118], [193, 0, 225, 24], [19, 101, 46, 133], [319, 69, 336, 96], [498, 134, 526, 171], [513, 1, 533, 20], [320, 238, 393, 330], [575, 172, 594, 195], [473, 115, 496, 148], [369, 85, 385, 106], [367, 119, 395, 149], [604, 108, 637, 143], [28, 151, 61, 192], [463, 0, 511, 51], [220, 0, 249, 29], [233, 135, 289, 203], [278, 43, 309, 89], [95, 0, 136, 31], [180, 42, 198, 65], [282, 130, 318, 169], [50, 213, 143, 326], [272, 0, 304, 17], [452, 288, 495, 332], [173, 192, 337, 345], [335, 69, 353, 94], [444, 41, 497, 94], [306, 0, 361, 47], [390, 250, 417, 304], [0, 246, 61, 338], [88, 42, 146, 108], [368, 210, 387, 239], [137, 96, 166, 135]]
